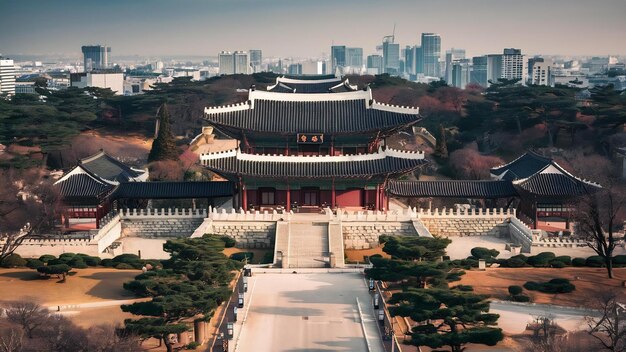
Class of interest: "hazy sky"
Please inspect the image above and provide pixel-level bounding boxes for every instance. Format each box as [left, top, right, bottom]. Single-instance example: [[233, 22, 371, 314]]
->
[[1, 0, 625, 59]]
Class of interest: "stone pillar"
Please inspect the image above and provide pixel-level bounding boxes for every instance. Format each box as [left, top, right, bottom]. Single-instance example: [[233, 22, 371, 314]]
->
[[194, 320, 206, 344]]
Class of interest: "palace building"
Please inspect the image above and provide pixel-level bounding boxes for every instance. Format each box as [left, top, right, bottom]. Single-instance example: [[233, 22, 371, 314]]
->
[[200, 75, 425, 212]]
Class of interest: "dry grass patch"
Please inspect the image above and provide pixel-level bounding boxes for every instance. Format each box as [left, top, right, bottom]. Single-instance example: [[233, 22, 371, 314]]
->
[[458, 267, 626, 307]]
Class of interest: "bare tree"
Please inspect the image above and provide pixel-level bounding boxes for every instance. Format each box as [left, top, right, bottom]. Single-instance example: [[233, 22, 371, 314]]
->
[[574, 183, 625, 279], [586, 291, 626, 352], [85, 325, 140, 352], [567, 152, 626, 279], [4, 302, 49, 339], [37, 315, 88, 352], [0, 169, 59, 263], [0, 323, 23, 352]]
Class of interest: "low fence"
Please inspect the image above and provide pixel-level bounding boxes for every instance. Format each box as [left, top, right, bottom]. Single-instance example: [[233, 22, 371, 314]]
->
[[209, 269, 245, 352], [373, 280, 406, 352]]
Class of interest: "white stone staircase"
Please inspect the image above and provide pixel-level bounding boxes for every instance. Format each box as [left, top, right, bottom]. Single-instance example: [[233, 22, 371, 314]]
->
[[412, 219, 433, 237], [287, 220, 329, 268], [328, 221, 345, 268], [273, 221, 290, 267]]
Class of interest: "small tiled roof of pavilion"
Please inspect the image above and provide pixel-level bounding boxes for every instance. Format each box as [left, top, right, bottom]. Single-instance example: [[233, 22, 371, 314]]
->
[[54, 166, 115, 201], [200, 148, 425, 179], [386, 180, 518, 198], [111, 181, 235, 199], [490, 151, 552, 180], [513, 163, 601, 197], [203, 88, 420, 136], [79, 150, 147, 183], [266, 76, 358, 93]]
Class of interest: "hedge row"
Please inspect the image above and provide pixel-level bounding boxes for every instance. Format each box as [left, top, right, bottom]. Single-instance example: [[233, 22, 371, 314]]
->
[[498, 252, 626, 268], [524, 278, 576, 294]]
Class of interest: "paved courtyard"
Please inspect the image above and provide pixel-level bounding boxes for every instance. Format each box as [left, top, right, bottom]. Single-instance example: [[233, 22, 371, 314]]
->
[[231, 272, 384, 352]]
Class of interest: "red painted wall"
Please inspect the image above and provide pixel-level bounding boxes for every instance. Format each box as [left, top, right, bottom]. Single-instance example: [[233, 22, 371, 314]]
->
[[336, 189, 363, 207]]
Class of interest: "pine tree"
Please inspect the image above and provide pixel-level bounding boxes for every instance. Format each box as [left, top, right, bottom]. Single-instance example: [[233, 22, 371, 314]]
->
[[148, 104, 178, 162], [434, 124, 448, 159]]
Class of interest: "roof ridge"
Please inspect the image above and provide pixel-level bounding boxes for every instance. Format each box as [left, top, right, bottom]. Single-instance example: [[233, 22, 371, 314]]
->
[[490, 150, 551, 173], [199, 147, 424, 163]]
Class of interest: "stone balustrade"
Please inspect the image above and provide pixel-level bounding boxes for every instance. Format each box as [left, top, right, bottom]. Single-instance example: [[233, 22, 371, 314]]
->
[[208, 207, 288, 222], [120, 208, 207, 219]]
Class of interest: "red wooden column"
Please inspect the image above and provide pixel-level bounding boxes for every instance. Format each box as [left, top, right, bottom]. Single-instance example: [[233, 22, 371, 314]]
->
[[285, 138, 289, 156], [375, 184, 380, 211], [331, 179, 336, 209], [241, 180, 248, 211], [330, 137, 335, 156], [286, 183, 291, 211]]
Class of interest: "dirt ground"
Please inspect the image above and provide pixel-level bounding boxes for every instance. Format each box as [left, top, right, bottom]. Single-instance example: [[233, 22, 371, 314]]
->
[[344, 247, 390, 263], [71, 131, 151, 162], [0, 267, 142, 329], [0, 267, 140, 305], [223, 247, 272, 264], [458, 267, 626, 307]]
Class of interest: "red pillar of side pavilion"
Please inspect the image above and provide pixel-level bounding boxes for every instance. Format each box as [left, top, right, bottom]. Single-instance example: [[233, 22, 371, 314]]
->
[[375, 184, 380, 211], [286, 183, 291, 211], [240, 179, 247, 211], [331, 179, 336, 209]]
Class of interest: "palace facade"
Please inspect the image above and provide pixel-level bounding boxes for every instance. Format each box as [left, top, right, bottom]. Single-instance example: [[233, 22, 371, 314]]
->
[[200, 75, 425, 211]]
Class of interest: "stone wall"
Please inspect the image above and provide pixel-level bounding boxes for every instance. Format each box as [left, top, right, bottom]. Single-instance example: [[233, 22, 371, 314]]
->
[[343, 222, 417, 250], [119, 208, 207, 238], [121, 218, 204, 238], [210, 221, 276, 249], [418, 208, 513, 238]]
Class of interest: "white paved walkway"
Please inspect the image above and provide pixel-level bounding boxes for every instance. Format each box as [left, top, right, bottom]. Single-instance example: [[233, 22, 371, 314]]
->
[[232, 272, 384, 352]]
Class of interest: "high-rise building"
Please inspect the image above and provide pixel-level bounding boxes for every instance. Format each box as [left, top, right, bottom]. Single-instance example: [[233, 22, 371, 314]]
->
[[445, 48, 466, 84], [451, 59, 471, 89], [382, 40, 400, 75], [0, 56, 16, 96], [346, 47, 363, 68], [249, 49, 262, 72], [288, 63, 302, 75], [301, 61, 326, 75], [415, 46, 424, 74], [404, 46, 415, 75], [529, 57, 553, 86], [470, 56, 488, 87], [501, 48, 526, 82], [81, 45, 111, 72], [331, 45, 346, 71], [421, 33, 441, 77], [487, 54, 503, 85], [367, 55, 383, 75], [219, 51, 250, 75], [234, 51, 250, 74]]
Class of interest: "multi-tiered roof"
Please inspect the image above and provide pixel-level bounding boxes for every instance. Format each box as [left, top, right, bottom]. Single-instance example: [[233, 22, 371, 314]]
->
[[203, 86, 421, 139], [200, 147, 425, 180], [201, 74, 424, 181], [266, 75, 358, 93]]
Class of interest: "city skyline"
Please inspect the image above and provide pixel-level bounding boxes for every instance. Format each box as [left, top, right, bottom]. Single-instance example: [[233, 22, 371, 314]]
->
[[1, 0, 626, 59]]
